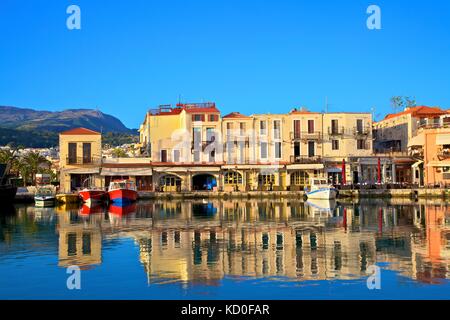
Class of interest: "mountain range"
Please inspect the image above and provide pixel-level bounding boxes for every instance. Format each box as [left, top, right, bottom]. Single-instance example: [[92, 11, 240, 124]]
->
[[0, 106, 138, 148]]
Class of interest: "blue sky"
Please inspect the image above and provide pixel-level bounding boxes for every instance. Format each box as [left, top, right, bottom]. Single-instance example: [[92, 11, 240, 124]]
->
[[0, 0, 449, 128]]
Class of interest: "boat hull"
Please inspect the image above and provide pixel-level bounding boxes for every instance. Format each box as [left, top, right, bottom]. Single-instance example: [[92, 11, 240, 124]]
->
[[79, 190, 107, 204], [306, 188, 337, 200], [0, 185, 17, 203], [35, 197, 56, 207], [108, 189, 137, 205]]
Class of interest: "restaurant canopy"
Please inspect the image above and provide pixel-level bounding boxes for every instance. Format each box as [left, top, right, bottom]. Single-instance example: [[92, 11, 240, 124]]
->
[[100, 167, 152, 176]]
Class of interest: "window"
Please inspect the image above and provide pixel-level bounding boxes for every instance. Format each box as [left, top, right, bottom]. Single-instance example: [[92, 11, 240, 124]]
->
[[260, 121, 267, 135], [206, 128, 215, 142], [356, 119, 364, 134], [308, 120, 315, 133], [224, 171, 243, 185], [240, 122, 246, 136], [273, 120, 281, 139], [275, 142, 282, 158], [332, 140, 339, 150], [161, 150, 168, 162], [293, 120, 301, 139], [294, 142, 301, 158], [173, 150, 180, 163], [82, 233, 91, 255], [192, 114, 204, 122], [331, 119, 339, 134], [193, 127, 201, 148], [258, 174, 275, 185], [260, 142, 268, 159], [290, 171, 309, 186], [68, 143, 77, 164], [67, 233, 77, 256], [357, 139, 366, 150], [308, 141, 315, 157], [82, 143, 91, 163], [226, 123, 233, 137], [208, 114, 218, 122], [193, 150, 200, 162]]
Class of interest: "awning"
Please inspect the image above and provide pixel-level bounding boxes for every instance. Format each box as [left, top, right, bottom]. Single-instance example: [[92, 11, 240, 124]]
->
[[411, 160, 424, 168], [101, 167, 152, 176], [286, 164, 324, 170], [154, 166, 221, 173], [326, 168, 342, 173], [427, 161, 450, 168], [222, 164, 284, 170], [436, 134, 450, 146], [63, 168, 100, 174], [408, 134, 424, 148]]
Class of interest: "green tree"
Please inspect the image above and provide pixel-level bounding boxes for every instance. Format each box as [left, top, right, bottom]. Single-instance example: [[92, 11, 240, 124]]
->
[[111, 148, 128, 158], [21, 151, 51, 185], [390, 96, 417, 113]]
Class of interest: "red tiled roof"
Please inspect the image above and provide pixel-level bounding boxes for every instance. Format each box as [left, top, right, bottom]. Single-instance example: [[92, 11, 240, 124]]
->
[[60, 127, 101, 135], [223, 112, 251, 119], [383, 106, 445, 120]]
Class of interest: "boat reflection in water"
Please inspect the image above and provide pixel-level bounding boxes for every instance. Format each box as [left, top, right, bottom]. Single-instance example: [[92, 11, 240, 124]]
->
[[79, 203, 104, 216], [2, 198, 450, 298]]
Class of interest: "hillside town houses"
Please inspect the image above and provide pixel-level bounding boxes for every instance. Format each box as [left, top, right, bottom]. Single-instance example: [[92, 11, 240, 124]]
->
[[58, 103, 450, 193]]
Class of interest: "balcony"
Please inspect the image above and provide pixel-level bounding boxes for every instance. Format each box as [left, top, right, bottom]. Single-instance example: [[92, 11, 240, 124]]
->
[[290, 155, 323, 164], [66, 156, 101, 165], [438, 148, 450, 160], [353, 126, 371, 136], [328, 126, 345, 136], [290, 131, 322, 141]]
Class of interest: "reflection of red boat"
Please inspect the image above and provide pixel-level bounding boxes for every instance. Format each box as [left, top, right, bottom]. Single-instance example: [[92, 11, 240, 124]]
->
[[108, 203, 137, 216], [79, 203, 104, 215], [108, 180, 138, 204], [79, 189, 107, 204]]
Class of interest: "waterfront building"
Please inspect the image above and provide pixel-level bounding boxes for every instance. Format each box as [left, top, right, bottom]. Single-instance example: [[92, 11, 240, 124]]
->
[[373, 106, 448, 185], [407, 115, 450, 186], [59, 128, 103, 193], [138, 103, 374, 191]]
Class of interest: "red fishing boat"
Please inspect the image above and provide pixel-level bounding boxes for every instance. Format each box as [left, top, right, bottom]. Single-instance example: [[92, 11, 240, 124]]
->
[[107, 179, 138, 204], [78, 177, 107, 204], [79, 189, 107, 204]]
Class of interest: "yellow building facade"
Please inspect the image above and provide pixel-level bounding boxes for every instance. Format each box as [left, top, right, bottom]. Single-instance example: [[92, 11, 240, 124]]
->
[[59, 128, 103, 193]]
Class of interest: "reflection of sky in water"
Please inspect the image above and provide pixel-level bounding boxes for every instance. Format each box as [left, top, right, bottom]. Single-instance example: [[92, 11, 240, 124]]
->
[[0, 199, 450, 300]]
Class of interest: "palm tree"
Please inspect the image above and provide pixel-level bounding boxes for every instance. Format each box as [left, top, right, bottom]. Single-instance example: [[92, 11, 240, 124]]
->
[[22, 152, 51, 185]]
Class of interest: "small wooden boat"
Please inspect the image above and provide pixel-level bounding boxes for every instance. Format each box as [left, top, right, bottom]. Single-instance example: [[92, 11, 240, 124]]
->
[[35, 187, 56, 207], [305, 178, 338, 200], [108, 180, 138, 205]]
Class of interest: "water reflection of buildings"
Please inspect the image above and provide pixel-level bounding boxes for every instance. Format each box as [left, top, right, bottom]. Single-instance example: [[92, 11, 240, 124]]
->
[[53, 199, 450, 285]]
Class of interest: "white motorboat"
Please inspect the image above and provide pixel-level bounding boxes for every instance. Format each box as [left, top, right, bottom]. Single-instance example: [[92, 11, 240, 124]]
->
[[35, 186, 56, 207], [305, 178, 338, 200]]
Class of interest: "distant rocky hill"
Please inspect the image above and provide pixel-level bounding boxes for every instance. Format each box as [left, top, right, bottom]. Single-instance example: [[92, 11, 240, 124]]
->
[[0, 106, 133, 133], [0, 106, 138, 147]]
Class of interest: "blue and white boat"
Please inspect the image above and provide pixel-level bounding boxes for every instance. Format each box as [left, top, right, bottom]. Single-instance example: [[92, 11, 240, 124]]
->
[[305, 178, 338, 200]]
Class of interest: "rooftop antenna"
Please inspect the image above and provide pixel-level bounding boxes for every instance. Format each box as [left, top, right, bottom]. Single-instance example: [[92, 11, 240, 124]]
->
[[325, 97, 329, 113]]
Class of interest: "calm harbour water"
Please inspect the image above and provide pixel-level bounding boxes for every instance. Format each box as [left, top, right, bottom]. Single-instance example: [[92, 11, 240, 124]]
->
[[0, 198, 449, 300]]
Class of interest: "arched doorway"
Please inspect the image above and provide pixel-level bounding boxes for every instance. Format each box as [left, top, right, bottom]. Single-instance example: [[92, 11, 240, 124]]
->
[[193, 174, 217, 191], [159, 174, 181, 192]]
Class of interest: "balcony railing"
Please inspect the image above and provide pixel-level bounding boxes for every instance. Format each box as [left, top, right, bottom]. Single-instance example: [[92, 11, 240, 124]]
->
[[328, 126, 345, 136], [438, 148, 450, 160], [290, 131, 322, 141], [66, 156, 101, 165], [290, 155, 323, 164], [353, 126, 371, 136]]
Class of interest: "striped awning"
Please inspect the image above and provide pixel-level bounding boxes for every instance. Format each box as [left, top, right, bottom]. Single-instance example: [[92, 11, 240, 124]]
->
[[427, 161, 450, 168], [287, 164, 324, 170], [101, 167, 152, 176], [63, 168, 100, 174], [436, 134, 450, 146]]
